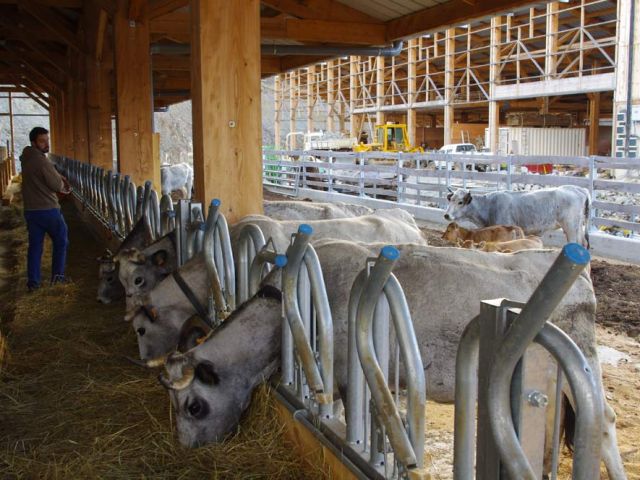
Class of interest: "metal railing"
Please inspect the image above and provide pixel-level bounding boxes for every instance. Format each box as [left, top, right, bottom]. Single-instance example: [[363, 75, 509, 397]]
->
[[347, 246, 426, 478], [263, 149, 640, 234], [453, 243, 601, 480]]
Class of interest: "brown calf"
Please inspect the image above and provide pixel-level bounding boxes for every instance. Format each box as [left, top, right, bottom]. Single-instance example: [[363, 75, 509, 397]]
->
[[474, 236, 544, 253], [443, 222, 525, 244]]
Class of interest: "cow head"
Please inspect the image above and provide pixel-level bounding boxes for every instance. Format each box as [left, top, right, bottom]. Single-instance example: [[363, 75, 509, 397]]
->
[[441, 222, 461, 242], [158, 289, 282, 448], [116, 247, 172, 303], [96, 250, 124, 303], [444, 189, 473, 221], [125, 302, 179, 360]]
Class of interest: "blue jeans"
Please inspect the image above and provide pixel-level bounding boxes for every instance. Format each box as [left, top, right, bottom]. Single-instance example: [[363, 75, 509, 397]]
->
[[24, 208, 69, 288]]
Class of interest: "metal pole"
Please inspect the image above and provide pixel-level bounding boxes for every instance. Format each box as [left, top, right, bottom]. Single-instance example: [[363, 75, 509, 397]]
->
[[488, 244, 591, 480], [8, 92, 14, 160]]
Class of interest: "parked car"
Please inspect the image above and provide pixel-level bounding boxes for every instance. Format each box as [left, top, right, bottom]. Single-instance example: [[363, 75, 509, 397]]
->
[[434, 143, 492, 171]]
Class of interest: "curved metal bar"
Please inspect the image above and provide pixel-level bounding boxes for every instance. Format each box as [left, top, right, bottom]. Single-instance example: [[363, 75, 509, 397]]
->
[[355, 246, 420, 469], [236, 224, 266, 304], [126, 180, 138, 233], [135, 185, 145, 222], [159, 194, 175, 235], [282, 224, 326, 398], [346, 270, 368, 445], [453, 316, 481, 480], [148, 189, 161, 238], [122, 176, 133, 233], [106, 171, 118, 231], [535, 323, 603, 479], [214, 214, 236, 311], [140, 180, 152, 235], [114, 174, 125, 234], [487, 244, 591, 480], [203, 199, 229, 320], [302, 244, 334, 413], [383, 273, 426, 468]]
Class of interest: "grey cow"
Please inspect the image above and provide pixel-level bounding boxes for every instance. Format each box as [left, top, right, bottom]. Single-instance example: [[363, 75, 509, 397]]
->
[[444, 186, 591, 247], [156, 242, 625, 479]]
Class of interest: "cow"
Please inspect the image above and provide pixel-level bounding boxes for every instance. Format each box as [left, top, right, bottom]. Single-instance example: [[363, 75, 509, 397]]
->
[[472, 236, 544, 253], [126, 211, 427, 360], [442, 222, 525, 245], [116, 232, 178, 311], [156, 242, 625, 480], [161, 163, 193, 198], [263, 200, 372, 221], [96, 218, 154, 304], [115, 206, 420, 309], [443, 186, 591, 248]]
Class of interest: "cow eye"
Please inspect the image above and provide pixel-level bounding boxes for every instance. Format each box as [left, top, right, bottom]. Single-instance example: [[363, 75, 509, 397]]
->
[[186, 398, 209, 419], [134, 276, 145, 286], [137, 327, 146, 336], [458, 201, 463, 205]]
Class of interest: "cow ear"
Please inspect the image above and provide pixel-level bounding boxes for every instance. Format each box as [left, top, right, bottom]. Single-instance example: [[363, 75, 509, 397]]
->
[[463, 192, 472, 205], [178, 316, 212, 352], [195, 362, 219, 385], [151, 250, 168, 267], [447, 193, 453, 201]]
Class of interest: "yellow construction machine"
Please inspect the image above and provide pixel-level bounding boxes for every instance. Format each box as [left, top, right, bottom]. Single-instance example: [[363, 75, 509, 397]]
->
[[353, 123, 423, 154]]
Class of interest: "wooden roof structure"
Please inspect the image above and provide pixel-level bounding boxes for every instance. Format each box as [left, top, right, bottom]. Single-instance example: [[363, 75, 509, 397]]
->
[[0, 0, 545, 222]]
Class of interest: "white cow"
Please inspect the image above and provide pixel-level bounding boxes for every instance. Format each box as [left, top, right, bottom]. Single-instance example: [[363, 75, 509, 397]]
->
[[444, 186, 591, 247], [159, 242, 626, 480], [161, 163, 193, 198]]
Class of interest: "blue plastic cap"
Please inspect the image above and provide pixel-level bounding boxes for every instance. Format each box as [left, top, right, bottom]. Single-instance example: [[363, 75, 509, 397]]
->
[[562, 243, 590, 265], [381, 245, 400, 261], [274, 254, 288, 268], [298, 224, 313, 235], [212, 198, 221, 207]]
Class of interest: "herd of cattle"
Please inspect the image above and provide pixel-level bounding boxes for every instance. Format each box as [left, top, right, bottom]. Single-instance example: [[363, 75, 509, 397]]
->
[[95, 185, 626, 479]]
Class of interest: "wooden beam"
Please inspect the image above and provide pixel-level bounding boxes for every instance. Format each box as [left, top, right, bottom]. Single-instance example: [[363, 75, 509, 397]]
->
[[128, 0, 146, 21], [306, 64, 315, 133], [444, 28, 455, 145], [149, 0, 188, 19], [95, 8, 108, 61], [72, 53, 89, 162], [151, 12, 387, 45], [588, 92, 600, 155], [545, 2, 559, 79], [191, 0, 263, 222], [407, 39, 417, 147], [274, 74, 282, 147], [387, 0, 540, 40], [114, 0, 157, 188], [262, 0, 380, 23], [376, 56, 384, 125], [20, 0, 83, 52], [326, 61, 335, 132], [262, 17, 386, 45], [488, 16, 502, 153]]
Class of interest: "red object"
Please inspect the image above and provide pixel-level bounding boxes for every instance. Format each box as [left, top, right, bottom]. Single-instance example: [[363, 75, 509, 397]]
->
[[525, 163, 553, 174]]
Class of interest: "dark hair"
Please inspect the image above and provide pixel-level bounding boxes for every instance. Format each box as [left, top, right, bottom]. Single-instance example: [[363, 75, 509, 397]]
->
[[29, 127, 49, 143]]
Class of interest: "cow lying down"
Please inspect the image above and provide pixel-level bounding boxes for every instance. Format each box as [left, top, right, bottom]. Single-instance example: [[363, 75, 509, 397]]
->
[[458, 236, 544, 253], [155, 242, 624, 479], [101, 201, 388, 307], [442, 222, 525, 244], [126, 211, 427, 359]]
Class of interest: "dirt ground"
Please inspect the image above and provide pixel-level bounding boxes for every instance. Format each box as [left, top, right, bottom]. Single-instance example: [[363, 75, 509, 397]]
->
[[1, 193, 639, 478]]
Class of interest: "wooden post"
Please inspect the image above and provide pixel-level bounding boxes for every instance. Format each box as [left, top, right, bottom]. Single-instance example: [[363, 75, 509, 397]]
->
[[114, 0, 158, 188], [8, 92, 15, 159], [375, 56, 385, 125], [64, 78, 76, 158], [407, 39, 417, 148], [326, 61, 335, 133], [545, 2, 559, 80], [72, 53, 90, 162], [444, 28, 455, 145], [190, 0, 262, 222], [489, 16, 502, 154], [588, 92, 600, 156], [349, 56, 358, 138], [337, 60, 345, 134], [85, 8, 114, 171], [289, 72, 298, 149], [274, 74, 282, 148], [306, 65, 315, 134]]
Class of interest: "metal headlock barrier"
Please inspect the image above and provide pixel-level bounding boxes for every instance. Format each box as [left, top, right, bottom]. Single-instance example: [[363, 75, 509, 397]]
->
[[54, 154, 605, 479]]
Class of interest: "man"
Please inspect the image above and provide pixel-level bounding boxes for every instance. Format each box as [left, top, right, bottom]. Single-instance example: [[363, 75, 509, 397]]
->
[[20, 127, 70, 291]]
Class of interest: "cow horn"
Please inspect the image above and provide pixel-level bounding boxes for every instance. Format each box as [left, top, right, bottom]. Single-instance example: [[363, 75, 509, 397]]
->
[[447, 186, 455, 193], [158, 366, 195, 390], [124, 355, 167, 368]]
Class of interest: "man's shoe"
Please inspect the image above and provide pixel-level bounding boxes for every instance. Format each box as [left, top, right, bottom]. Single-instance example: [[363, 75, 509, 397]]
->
[[27, 283, 40, 293], [51, 275, 72, 285]]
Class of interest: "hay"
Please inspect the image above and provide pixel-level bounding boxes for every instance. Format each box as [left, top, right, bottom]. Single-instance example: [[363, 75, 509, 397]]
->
[[0, 204, 324, 479]]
